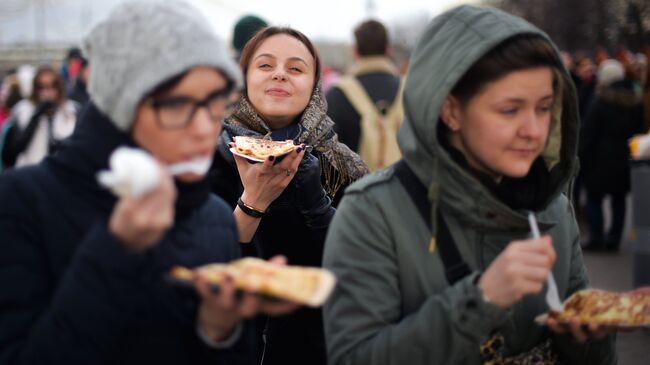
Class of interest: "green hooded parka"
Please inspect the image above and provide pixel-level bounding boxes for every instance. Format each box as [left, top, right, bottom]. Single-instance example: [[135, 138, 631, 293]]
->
[[323, 5, 617, 365]]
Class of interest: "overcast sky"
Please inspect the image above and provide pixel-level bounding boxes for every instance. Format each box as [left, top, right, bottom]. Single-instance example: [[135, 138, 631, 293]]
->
[[0, 0, 476, 45], [193, 0, 476, 42]]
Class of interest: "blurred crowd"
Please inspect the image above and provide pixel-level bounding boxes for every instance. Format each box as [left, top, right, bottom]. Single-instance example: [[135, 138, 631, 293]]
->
[[562, 46, 649, 251], [1, 26, 648, 177], [0, 48, 89, 169]]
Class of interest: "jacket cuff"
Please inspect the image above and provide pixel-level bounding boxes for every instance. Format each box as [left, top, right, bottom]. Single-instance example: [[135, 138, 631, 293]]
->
[[196, 323, 243, 349], [451, 272, 508, 342], [76, 221, 151, 276]]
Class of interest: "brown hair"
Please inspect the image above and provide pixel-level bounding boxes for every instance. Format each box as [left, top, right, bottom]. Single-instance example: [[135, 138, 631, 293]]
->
[[238, 26, 321, 91], [572, 51, 590, 69], [29, 65, 65, 104], [3, 76, 22, 110], [354, 19, 389, 57], [451, 35, 562, 106]]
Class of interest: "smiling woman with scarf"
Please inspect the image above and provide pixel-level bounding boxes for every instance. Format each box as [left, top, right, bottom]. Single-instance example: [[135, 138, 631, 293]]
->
[[209, 27, 368, 365]]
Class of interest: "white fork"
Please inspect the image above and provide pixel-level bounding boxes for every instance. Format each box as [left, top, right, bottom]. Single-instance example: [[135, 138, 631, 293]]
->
[[528, 212, 564, 312]]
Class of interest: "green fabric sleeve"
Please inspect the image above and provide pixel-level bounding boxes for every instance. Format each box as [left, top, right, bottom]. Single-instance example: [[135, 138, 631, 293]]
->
[[323, 191, 508, 365]]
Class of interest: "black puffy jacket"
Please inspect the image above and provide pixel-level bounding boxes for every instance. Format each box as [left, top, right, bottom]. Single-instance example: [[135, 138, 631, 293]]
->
[[209, 126, 340, 365], [0, 104, 255, 365], [581, 80, 645, 194]]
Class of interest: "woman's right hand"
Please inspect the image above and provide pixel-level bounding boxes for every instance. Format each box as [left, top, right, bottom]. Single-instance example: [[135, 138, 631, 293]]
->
[[195, 256, 301, 342], [234, 144, 306, 211], [109, 165, 177, 252], [478, 235, 556, 309], [35, 100, 57, 117]]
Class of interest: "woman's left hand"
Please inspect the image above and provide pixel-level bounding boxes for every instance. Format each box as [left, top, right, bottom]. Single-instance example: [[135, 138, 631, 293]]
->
[[195, 256, 301, 342], [294, 151, 335, 227], [546, 317, 615, 343], [294, 152, 326, 203], [547, 286, 650, 342]]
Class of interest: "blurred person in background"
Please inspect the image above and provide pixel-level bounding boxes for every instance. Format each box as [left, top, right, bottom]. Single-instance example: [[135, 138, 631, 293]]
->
[[229, 15, 268, 103], [631, 52, 647, 102], [232, 15, 268, 62], [0, 73, 23, 125], [326, 19, 403, 171], [581, 59, 645, 251], [0, 77, 8, 125], [6, 65, 77, 168], [67, 56, 90, 108], [320, 64, 340, 95], [633, 53, 647, 86], [594, 46, 609, 66], [0, 73, 24, 171], [644, 45, 650, 131], [572, 53, 596, 116], [571, 53, 596, 224], [615, 46, 637, 82], [60, 47, 84, 92], [13, 65, 36, 102]]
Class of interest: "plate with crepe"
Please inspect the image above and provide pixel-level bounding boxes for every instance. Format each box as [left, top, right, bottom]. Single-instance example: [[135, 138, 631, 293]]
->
[[535, 289, 650, 328], [229, 136, 297, 162]]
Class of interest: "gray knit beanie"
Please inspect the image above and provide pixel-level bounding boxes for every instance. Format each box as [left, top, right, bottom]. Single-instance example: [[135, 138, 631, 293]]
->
[[596, 59, 625, 88], [83, 0, 242, 131]]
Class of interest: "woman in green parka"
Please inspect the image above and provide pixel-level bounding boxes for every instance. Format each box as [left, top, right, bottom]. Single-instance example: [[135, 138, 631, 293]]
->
[[323, 5, 617, 365]]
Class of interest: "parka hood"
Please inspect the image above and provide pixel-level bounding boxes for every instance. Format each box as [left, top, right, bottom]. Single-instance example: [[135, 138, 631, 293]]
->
[[398, 5, 579, 231]]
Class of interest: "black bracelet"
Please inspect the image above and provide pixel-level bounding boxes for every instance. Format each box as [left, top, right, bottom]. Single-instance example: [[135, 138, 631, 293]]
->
[[237, 198, 266, 218]]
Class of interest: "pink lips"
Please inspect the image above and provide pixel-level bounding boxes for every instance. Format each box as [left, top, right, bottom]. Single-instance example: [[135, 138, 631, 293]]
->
[[510, 148, 536, 157], [266, 87, 290, 97]]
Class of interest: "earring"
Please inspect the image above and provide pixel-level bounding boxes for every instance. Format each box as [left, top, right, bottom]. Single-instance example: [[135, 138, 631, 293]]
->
[[441, 119, 458, 131]]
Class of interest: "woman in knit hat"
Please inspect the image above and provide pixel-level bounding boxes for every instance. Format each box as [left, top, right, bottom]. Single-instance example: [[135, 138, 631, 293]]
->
[[323, 5, 617, 364], [0, 1, 297, 364], [209, 26, 368, 365]]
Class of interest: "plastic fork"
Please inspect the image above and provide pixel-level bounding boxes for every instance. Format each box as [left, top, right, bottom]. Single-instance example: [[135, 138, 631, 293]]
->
[[528, 212, 564, 312]]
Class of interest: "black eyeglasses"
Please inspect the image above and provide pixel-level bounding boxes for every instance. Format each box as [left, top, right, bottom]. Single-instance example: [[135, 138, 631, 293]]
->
[[146, 83, 234, 129]]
